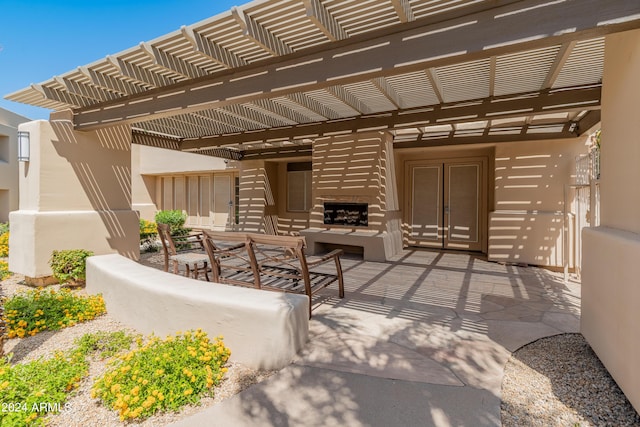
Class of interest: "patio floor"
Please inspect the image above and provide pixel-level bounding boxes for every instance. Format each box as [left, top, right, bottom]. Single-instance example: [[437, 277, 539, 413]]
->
[[163, 248, 581, 426]]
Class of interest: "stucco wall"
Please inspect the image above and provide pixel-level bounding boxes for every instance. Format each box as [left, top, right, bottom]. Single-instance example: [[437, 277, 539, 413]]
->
[[489, 137, 588, 267], [237, 160, 269, 233], [0, 108, 30, 222], [131, 144, 232, 221], [9, 118, 139, 278], [582, 29, 640, 414]]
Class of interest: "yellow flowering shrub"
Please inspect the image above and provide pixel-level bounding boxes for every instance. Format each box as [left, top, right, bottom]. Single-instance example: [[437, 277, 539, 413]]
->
[[0, 331, 134, 426], [92, 330, 231, 421], [2, 289, 106, 339], [0, 232, 8, 257], [139, 219, 158, 239], [0, 260, 10, 281]]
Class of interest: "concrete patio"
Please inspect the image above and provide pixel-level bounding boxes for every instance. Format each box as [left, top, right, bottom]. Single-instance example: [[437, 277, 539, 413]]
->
[[167, 248, 581, 426]]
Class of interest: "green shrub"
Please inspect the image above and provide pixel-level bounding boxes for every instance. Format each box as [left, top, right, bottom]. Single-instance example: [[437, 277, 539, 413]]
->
[[92, 330, 230, 422], [0, 222, 8, 235], [0, 350, 88, 426], [155, 210, 189, 236], [75, 331, 137, 360], [49, 249, 94, 284], [0, 331, 135, 426], [3, 288, 106, 339], [0, 260, 10, 281], [0, 232, 8, 258]]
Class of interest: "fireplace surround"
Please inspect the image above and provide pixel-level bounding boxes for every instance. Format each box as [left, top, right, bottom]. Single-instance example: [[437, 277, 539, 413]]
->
[[323, 202, 368, 227]]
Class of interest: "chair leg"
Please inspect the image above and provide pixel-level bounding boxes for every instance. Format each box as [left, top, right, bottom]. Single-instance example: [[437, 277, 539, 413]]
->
[[202, 262, 209, 281], [335, 256, 345, 299]]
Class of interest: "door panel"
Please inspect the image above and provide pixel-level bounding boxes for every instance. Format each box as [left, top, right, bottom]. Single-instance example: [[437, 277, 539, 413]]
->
[[409, 165, 443, 247], [212, 175, 231, 230], [200, 176, 211, 227], [445, 163, 481, 251], [407, 158, 485, 251], [186, 176, 199, 227]]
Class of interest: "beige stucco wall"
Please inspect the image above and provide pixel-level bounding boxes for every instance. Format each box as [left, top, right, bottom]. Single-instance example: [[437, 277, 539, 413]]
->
[[131, 144, 231, 221], [237, 160, 269, 233], [9, 117, 139, 278], [87, 254, 309, 370], [303, 131, 402, 260], [582, 29, 640, 414], [489, 137, 588, 267], [0, 108, 30, 222]]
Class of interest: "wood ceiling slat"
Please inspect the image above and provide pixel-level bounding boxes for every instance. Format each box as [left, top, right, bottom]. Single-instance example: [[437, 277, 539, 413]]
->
[[232, 6, 293, 56], [341, 80, 397, 113], [303, 0, 349, 40], [495, 46, 560, 96], [553, 38, 605, 89], [180, 86, 601, 149]]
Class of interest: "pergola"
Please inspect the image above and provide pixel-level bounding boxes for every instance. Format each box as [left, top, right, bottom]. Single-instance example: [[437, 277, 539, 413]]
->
[[7, 0, 636, 160], [6, 0, 640, 415]]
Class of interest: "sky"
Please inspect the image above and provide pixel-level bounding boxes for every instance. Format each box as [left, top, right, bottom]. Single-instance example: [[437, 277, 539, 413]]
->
[[0, 0, 239, 120]]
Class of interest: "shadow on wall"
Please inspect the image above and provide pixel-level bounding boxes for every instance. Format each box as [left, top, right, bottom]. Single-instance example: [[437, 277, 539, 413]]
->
[[237, 164, 270, 233], [50, 121, 138, 259], [310, 134, 391, 233], [489, 149, 577, 267]]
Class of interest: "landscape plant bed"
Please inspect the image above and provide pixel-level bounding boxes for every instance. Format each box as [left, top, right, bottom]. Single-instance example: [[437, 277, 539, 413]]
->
[[0, 277, 276, 426]]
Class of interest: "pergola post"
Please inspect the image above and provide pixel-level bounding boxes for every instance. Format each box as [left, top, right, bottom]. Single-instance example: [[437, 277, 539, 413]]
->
[[582, 28, 640, 413], [8, 111, 139, 283]]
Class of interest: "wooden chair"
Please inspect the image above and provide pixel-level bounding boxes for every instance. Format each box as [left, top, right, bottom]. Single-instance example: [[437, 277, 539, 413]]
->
[[203, 231, 344, 317], [202, 231, 255, 287], [157, 223, 209, 280]]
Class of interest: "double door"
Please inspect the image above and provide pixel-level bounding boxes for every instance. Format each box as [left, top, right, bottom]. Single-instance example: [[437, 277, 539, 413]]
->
[[406, 158, 486, 251]]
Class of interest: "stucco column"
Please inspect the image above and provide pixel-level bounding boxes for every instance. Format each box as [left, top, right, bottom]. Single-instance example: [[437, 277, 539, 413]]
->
[[9, 112, 139, 281], [581, 29, 640, 413], [303, 131, 402, 260], [237, 159, 276, 233]]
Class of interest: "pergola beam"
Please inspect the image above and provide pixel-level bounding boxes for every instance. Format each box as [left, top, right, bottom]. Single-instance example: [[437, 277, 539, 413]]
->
[[394, 127, 577, 149], [140, 42, 206, 80], [73, 0, 639, 130], [576, 110, 601, 135], [231, 7, 292, 56], [303, 0, 348, 41], [542, 41, 577, 89], [390, 0, 415, 23], [117, 57, 177, 88], [181, 25, 247, 69], [180, 85, 601, 149], [84, 67, 145, 96], [241, 144, 313, 160], [32, 84, 96, 108]]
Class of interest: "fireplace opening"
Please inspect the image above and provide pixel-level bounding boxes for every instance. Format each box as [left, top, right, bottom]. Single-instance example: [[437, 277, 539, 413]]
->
[[324, 202, 368, 227]]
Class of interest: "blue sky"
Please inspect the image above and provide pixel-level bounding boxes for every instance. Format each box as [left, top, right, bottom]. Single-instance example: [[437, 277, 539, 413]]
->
[[0, 0, 239, 120]]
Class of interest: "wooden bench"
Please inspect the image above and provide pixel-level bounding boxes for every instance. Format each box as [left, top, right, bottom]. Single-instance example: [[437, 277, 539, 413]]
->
[[202, 231, 345, 318]]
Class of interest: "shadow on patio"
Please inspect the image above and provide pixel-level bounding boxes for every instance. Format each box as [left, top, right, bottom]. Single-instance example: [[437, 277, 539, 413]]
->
[[165, 248, 581, 427]]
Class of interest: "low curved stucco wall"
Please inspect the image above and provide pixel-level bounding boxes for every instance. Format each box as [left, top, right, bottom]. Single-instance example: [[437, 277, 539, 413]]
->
[[86, 254, 309, 370]]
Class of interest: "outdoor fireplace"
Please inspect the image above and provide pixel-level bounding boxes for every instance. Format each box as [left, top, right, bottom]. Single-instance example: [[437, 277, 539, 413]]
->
[[323, 202, 368, 227]]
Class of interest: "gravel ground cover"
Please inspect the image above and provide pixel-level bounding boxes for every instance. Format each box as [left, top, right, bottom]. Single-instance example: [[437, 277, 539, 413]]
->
[[502, 333, 640, 427]]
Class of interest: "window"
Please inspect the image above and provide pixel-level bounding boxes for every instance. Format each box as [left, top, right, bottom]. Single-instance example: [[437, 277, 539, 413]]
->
[[287, 162, 312, 212], [0, 135, 8, 163]]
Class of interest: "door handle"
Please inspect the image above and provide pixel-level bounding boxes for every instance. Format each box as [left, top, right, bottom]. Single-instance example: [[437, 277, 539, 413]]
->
[[444, 206, 450, 214]]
